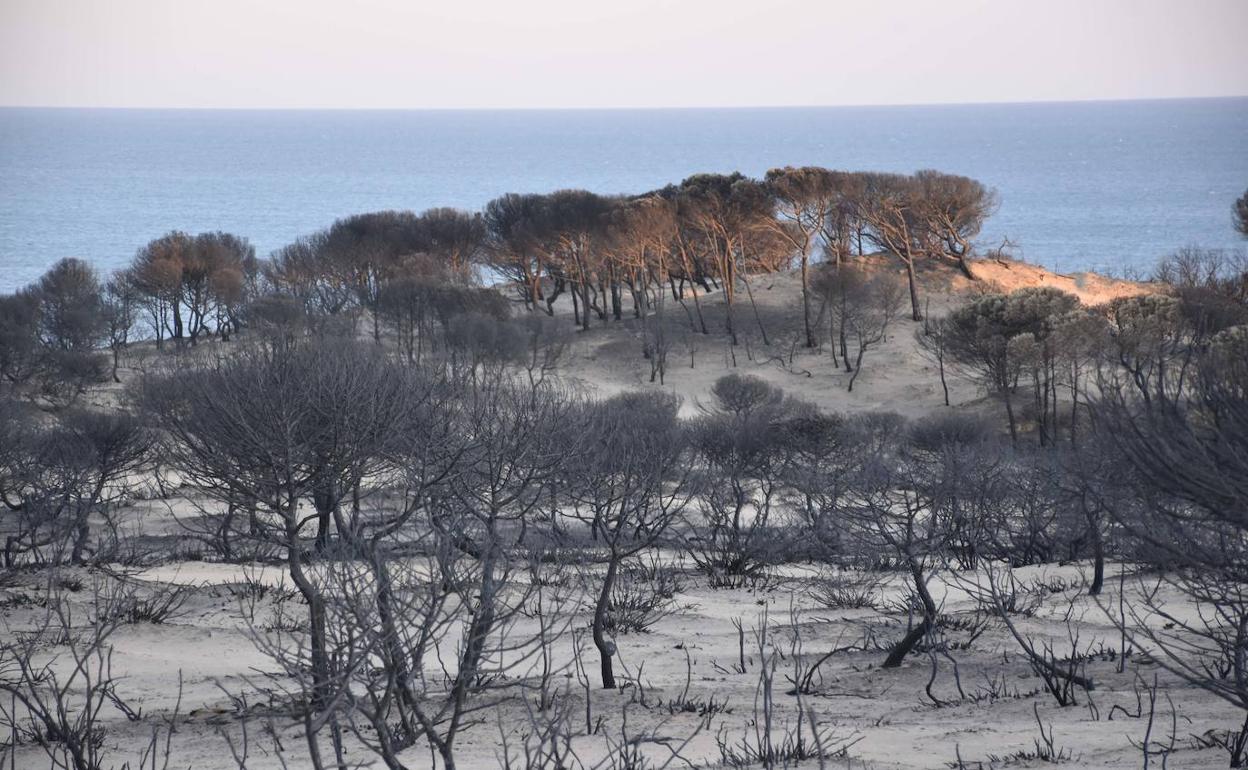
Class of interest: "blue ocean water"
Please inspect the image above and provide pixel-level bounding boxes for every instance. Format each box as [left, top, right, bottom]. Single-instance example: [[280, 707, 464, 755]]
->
[[1, 99, 1246, 293]]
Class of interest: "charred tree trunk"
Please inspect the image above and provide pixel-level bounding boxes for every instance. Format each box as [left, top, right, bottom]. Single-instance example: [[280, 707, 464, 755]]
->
[[883, 557, 937, 668], [593, 557, 619, 689], [800, 255, 815, 348]]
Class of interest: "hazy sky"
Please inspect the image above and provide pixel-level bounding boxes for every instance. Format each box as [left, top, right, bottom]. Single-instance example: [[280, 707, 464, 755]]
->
[[2, 0, 1246, 109]]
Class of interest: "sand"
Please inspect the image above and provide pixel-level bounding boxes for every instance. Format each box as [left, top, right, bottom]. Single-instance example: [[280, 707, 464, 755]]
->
[[553, 257, 1152, 421], [11, 259, 1234, 770]]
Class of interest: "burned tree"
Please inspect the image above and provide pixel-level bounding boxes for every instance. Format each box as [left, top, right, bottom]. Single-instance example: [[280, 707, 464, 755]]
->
[[840, 413, 998, 667], [814, 265, 905, 391], [484, 192, 550, 312], [0, 290, 42, 387], [564, 391, 692, 688], [1091, 327, 1248, 759], [1, 408, 149, 567], [687, 375, 805, 584], [31, 258, 105, 354], [944, 288, 1081, 444], [1235, 187, 1248, 239], [142, 339, 415, 766], [102, 271, 140, 382]]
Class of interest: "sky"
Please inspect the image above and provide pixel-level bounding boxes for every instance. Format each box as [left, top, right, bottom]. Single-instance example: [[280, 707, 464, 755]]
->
[[1, 0, 1246, 110]]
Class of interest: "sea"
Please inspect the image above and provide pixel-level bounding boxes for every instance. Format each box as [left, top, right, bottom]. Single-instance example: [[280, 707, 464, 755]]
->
[[1, 98, 1246, 293]]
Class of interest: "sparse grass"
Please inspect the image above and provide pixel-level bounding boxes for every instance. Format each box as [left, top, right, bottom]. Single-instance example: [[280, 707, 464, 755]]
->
[[948, 705, 1075, 767], [715, 716, 860, 769], [808, 569, 884, 610], [93, 579, 192, 625], [603, 573, 681, 634], [220, 580, 297, 603]]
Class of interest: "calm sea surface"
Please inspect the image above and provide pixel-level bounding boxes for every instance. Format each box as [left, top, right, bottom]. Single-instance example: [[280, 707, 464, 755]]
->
[[2, 99, 1246, 292]]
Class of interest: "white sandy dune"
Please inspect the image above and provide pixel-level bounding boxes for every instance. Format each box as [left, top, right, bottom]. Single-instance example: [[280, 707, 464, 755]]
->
[[12, 259, 1239, 770]]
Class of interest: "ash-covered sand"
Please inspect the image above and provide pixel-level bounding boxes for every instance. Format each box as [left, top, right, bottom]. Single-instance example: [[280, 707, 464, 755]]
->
[[11, 259, 1238, 770]]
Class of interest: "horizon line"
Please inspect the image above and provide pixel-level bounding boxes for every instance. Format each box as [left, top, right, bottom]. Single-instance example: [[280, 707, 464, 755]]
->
[[3, 93, 1247, 113]]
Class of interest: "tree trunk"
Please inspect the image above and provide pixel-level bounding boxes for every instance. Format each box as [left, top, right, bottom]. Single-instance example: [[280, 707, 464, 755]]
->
[[370, 548, 420, 721], [741, 273, 769, 346], [957, 253, 976, 280], [593, 558, 619, 689], [71, 510, 91, 564], [1069, 374, 1080, 448], [691, 288, 707, 335], [724, 291, 737, 346], [800, 255, 815, 348], [313, 479, 335, 551], [1084, 502, 1105, 596], [904, 257, 922, 322], [839, 320, 851, 372], [1089, 544, 1105, 596], [581, 281, 592, 332], [848, 341, 867, 392], [883, 616, 932, 669], [938, 347, 950, 406], [1003, 389, 1019, 446], [285, 500, 330, 770], [828, 313, 839, 368], [883, 558, 937, 668]]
